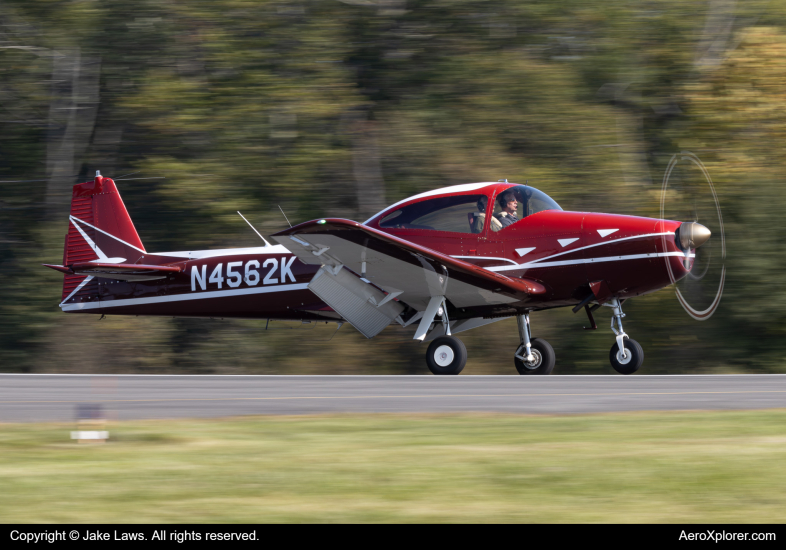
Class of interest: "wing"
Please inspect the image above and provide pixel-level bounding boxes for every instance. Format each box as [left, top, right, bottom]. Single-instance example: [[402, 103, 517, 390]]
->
[[271, 219, 545, 339], [44, 262, 182, 282]]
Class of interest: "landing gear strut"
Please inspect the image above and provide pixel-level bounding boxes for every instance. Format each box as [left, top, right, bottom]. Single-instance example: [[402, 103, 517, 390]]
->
[[514, 313, 555, 375], [604, 298, 643, 375]]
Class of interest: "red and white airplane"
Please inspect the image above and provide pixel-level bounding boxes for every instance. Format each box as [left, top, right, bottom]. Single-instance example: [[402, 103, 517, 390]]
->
[[45, 172, 716, 375]]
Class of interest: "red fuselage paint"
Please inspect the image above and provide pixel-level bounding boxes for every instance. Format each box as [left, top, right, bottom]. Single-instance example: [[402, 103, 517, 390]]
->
[[59, 182, 688, 321]]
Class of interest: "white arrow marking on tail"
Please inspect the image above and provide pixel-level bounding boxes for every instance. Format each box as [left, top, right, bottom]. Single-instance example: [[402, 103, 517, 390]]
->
[[558, 238, 579, 247], [69, 217, 108, 260], [59, 275, 95, 306], [69, 216, 145, 254], [597, 229, 619, 237]]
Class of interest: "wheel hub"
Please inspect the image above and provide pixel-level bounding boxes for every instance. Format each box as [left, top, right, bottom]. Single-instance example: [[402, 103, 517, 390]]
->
[[434, 345, 454, 367], [523, 349, 543, 369], [616, 348, 632, 365]]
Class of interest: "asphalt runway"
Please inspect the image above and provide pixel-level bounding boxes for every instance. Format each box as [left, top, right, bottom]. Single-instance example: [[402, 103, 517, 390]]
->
[[1, 374, 785, 422]]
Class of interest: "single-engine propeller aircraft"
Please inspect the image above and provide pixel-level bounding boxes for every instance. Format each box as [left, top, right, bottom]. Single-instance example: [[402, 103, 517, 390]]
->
[[45, 170, 720, 375]]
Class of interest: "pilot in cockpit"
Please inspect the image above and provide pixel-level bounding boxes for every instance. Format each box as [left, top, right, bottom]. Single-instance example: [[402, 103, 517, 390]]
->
[[469, 196, 486, 233], [469, 196, 502, 233], [494, 191, 519, 228]]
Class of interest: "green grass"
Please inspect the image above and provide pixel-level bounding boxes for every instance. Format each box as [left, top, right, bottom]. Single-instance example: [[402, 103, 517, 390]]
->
[[1, 410, 785, 523]]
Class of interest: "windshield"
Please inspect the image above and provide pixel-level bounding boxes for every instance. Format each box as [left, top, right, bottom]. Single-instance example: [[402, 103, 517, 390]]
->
[[491, 185, 561, 232]]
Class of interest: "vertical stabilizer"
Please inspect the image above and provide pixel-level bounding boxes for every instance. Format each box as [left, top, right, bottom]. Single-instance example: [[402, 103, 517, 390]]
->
[[60, 174, 146, 304]]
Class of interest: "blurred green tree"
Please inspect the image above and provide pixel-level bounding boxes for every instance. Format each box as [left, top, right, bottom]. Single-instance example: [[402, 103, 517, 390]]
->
[[1, 0, 785, 374]]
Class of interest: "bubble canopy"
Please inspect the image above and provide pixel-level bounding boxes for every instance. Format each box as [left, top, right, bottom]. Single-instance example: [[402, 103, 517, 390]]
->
[[366, 183, 562, 234]]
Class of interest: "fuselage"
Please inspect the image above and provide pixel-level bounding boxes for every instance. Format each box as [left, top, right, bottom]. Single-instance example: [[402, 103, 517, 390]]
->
[[61, 209, 688, 320]]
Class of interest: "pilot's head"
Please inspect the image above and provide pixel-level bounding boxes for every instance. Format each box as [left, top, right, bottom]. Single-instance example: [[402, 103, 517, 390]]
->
[[498, 191, 518, 214], [476, 196, 487, 212]]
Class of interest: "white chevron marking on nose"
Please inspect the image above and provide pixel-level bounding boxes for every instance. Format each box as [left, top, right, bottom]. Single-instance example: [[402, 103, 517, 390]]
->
[[558, 238, 579, 247], [597, 229, 619, 237], [515, 247, 536, 257]]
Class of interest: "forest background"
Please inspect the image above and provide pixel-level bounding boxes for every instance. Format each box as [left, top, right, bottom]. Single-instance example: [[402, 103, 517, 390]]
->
[[1, 0, 784, 375]]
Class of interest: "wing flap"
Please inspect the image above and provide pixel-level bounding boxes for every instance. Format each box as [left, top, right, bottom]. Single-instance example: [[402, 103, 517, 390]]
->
[[308, 267, 404, 338]]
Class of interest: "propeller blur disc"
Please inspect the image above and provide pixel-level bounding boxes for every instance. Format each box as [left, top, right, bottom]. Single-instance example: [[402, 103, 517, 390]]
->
[[660, 152, 726, 320]]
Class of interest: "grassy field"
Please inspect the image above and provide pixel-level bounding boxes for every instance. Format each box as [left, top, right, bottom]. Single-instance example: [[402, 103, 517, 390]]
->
[[1, 410, 785, 523]]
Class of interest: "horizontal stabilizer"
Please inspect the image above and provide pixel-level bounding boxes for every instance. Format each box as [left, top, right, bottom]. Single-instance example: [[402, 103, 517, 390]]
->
[[42, 264, 73, 275], [44, 262, 182, 282]]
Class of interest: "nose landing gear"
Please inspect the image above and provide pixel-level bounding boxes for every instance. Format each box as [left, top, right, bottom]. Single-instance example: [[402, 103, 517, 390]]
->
[[604, 298, 643, 375], [610, 338, 644, 375], [514, 313, 555, 375]]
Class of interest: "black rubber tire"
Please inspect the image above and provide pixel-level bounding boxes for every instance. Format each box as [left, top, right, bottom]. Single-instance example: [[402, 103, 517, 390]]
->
[[426, 336, 467, 375], [514, 338, 555, 375], [610, 338, 644, 375]]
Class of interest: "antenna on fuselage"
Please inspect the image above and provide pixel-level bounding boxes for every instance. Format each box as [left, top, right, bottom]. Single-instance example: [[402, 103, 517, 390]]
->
[[278, 205, 292, 228], [237, 211, 272, 247]]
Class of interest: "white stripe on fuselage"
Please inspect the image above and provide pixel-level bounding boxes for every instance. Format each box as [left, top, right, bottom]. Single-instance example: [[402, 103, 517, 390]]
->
[[152, 245, 291, 260], [60, 282, 310, 312], [487, 232, 675, 272], [451, 255, 518, 265], [488, 251, 693, 271]]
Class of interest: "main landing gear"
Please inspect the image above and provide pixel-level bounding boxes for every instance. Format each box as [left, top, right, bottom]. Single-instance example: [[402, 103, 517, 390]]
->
[[426, 336, 467, 375], [514, 313, 555, 375], [423, 296, 468, 375], [604, 298, 643, 375], [424, 312, 556, 375]]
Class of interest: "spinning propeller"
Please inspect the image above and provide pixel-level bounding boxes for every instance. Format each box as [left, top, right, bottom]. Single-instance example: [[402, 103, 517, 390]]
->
[[660, 152, 726, 320]]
